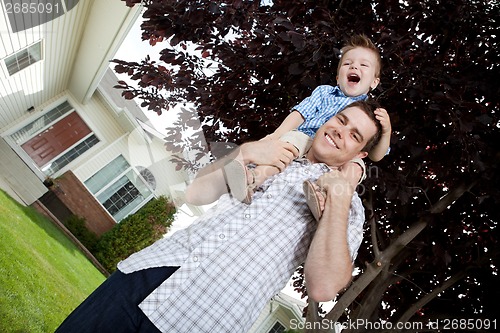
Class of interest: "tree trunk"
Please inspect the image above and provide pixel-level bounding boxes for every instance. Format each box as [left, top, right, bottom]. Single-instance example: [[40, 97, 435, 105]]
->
[[304, 178, 477, 331]]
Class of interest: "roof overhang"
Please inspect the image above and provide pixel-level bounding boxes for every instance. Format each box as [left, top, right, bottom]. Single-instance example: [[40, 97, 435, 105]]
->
[[68, 0, 142, 104]]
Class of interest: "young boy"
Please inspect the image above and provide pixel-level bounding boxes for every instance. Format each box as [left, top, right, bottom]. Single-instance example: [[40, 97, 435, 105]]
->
[[224, 35, 392, 217]]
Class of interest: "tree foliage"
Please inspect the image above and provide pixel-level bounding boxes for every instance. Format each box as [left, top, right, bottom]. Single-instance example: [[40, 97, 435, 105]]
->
[[113, 0, 499, 330]]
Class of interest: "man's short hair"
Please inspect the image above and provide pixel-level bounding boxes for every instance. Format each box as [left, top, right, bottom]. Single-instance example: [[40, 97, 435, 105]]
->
[[337, 34, 382, 78], [340, 100, 383, 152]]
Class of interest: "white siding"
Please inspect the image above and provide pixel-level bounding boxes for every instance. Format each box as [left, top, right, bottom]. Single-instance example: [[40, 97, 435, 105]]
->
[[0, 0, 141, 129], [0, 0, 92, 128], [0, 138, 47, 204]]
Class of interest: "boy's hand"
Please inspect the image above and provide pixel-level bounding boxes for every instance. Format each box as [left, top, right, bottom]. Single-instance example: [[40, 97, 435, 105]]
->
[[374, 108, 392, 134]]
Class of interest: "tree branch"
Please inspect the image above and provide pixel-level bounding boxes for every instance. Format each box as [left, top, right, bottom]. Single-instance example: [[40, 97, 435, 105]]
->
[[396, 270, 467, 324], [322, 177, 478, 327], [429, 179, 478, 214], [305, 301, 321, 333], [366, 189, 380, 257]]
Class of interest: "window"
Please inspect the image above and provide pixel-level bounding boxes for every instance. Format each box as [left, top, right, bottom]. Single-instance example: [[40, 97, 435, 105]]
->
[[85, 156, 153, 222], [4, 40, 42, 75], [40, 135, 100, 175], [268, 321, 286, 333], [137, 166, 157, 190], [10, 101, 74, 143]]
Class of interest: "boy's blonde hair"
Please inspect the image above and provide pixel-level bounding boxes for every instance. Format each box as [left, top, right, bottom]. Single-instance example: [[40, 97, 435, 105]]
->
[[337, 35, 382, 78]]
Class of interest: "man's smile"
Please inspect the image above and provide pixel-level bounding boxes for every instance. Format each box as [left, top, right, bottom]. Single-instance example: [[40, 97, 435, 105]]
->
[[325, 132, 339, 149]]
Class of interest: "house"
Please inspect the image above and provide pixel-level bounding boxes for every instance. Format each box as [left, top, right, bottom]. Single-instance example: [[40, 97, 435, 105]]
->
[[248, 292, 306, 333], [0, 2, 308, 330], [0, 0, 200, 236]]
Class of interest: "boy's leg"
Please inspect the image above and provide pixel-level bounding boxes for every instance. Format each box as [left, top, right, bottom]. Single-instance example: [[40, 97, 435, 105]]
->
[[55, 267, 178, 333], [339, 158, 366, 188], [253, 131, 312, 187], [224, 130, 312, 203], [279, 130, 313, 157]]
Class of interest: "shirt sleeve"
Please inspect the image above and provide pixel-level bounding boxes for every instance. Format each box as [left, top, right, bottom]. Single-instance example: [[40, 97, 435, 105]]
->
[[346, 193, 365, 262], [291, 85, 332, 123]]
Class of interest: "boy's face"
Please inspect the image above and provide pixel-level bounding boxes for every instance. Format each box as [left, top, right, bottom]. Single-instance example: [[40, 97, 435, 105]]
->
[[307, 106, 377, 167], [337, 47, 380, 97]]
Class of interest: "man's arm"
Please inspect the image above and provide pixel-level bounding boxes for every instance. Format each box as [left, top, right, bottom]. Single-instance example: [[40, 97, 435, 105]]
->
[[185, 140, 298, 205], [304, 171, 355, 302]]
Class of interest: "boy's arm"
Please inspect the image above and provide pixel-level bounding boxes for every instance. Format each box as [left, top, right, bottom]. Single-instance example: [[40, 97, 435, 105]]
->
[[264, 110, 305, 140], [304, 171, 355, 302], [185, 140, 298, 205], [368, 108, 392, 162]]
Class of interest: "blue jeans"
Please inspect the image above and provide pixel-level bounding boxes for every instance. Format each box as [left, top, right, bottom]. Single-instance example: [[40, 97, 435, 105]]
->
[[55, 266, 178, 333]]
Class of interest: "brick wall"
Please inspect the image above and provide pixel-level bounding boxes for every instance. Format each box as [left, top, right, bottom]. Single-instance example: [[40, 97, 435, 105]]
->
[[50, 170, 116, 236]]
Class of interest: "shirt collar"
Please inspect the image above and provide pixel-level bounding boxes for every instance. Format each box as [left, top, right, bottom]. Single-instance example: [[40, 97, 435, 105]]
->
[[294, 157, 331, 173], [332, 85, 367, 101]]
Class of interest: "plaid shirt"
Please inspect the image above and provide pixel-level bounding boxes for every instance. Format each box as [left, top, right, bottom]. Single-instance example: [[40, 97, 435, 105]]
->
[[118, 159, 365, 333], [294, 85, 367, 137]]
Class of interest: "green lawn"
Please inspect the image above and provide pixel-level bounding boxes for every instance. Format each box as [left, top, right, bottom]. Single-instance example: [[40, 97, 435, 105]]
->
[[0, 190, 105, 332]]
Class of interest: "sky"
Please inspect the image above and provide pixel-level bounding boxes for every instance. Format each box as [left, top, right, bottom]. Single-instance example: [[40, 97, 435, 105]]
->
[[112, 16, 209, 239], [113, 15, 177, 136]]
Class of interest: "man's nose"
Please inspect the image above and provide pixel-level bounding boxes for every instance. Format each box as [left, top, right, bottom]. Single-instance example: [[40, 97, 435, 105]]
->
[[333, 128, 343, 139]]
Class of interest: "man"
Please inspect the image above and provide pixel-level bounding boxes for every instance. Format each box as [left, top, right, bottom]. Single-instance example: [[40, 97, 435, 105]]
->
[[56, 100, 382, 333]]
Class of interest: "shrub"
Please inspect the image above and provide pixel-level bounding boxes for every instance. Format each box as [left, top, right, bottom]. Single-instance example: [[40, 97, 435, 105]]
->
[[94, 196, 176, 273], [63, 215, 99, 253]]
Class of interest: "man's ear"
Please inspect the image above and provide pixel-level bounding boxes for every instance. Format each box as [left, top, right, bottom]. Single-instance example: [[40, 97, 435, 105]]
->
[[356, 151, 368, 159]]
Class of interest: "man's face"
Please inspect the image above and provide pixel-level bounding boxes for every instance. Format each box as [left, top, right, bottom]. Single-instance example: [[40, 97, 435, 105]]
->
[[307, 106, 377, 166], [337, 47, 380, 97]]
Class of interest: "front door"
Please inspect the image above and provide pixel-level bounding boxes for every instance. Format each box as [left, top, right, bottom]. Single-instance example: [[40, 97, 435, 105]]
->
[[21, 111, 91, 167]]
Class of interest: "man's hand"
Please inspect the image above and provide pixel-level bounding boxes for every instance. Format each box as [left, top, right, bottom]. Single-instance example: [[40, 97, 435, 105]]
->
[[317, 169, 355, 199], [240, 140, 298, 171]]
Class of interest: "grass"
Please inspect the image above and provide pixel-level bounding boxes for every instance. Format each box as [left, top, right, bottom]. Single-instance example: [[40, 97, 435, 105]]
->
[[0, 190, 105, 333]]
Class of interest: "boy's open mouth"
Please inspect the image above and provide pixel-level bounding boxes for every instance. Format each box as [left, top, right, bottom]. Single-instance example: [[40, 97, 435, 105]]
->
[[348, 74, 360, 83]]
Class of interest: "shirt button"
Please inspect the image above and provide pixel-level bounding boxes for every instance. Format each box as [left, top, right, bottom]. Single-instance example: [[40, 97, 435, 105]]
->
[[244, 214, 250, 219], [219, 233, 225, 239], [193, 256, 199, 262], [267, 194, 272, 199]]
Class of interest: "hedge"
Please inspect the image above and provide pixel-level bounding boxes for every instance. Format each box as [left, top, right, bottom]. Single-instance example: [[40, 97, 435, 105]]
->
[[93, 196, 176, 273]]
